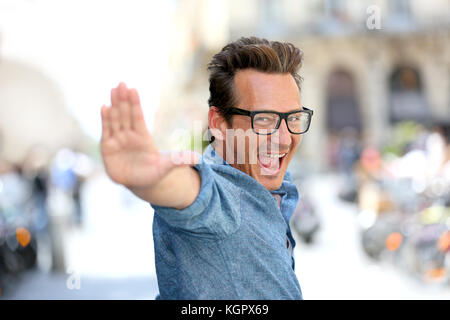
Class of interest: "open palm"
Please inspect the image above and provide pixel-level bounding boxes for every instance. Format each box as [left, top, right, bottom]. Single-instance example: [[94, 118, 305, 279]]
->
[[100, 83, 194, 189]]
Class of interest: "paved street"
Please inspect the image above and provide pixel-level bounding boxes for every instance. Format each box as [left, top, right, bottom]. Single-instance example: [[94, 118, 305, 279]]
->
[[2, 271, 158, 300]]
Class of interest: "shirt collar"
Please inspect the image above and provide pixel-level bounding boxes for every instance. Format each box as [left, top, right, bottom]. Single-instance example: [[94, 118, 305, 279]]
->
[[202, 144, 229, 166]]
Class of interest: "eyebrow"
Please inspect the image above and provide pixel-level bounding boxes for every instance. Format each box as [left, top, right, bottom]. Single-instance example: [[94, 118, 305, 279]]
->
[[249, 107, 303, 113]]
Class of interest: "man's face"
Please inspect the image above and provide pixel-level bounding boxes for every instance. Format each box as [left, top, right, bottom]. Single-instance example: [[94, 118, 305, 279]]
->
[[223, 69, 303, 191]]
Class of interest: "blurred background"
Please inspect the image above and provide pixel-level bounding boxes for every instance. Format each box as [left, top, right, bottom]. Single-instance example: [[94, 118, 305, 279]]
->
[[0, 0, 449, 299]]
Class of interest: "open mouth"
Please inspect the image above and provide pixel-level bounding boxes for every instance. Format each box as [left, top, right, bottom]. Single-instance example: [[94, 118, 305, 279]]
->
[[257, 151, 288, 176]]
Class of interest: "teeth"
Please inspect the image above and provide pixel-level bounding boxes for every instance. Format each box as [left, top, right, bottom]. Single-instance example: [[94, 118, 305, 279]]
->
[[262, 153, 286, 158]]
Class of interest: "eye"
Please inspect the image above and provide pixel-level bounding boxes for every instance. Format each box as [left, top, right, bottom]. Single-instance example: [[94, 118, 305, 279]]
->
[[288, 115, 301, 122], [254, 114, 277, 123]]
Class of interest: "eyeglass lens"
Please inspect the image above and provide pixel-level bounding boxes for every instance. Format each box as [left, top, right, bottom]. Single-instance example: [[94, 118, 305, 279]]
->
[[253, 112, 310, 134]]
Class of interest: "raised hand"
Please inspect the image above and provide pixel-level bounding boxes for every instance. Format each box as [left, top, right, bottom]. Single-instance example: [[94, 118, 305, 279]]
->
[[100, 82, 198, 190]]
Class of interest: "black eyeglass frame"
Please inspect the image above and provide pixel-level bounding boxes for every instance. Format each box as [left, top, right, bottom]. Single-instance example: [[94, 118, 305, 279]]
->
[[228, 107, 314, 135]]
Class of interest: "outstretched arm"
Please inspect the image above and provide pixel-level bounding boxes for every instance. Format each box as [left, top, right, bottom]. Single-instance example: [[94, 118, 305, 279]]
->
[[100, 82, 201, 209]]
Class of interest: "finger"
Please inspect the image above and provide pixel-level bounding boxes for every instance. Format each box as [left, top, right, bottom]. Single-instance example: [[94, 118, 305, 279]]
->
[[118, 82, 131, 131], [111, 86, 119, 109], [110, 87, 120, 134], [129, 88, 148, 134], [109, 101, 121, 134], [101, 105, 111, 140]]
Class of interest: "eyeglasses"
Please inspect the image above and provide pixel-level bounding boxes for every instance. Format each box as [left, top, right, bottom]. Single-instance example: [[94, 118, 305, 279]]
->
[[228, 107, 313, 135]]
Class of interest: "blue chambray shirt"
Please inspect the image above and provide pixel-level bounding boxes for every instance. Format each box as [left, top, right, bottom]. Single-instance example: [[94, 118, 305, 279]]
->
[[150, 144, 302, 300]]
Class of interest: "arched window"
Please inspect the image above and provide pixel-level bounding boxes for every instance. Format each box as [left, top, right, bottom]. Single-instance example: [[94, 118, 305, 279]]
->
[[326, 69, 362, 132], [389, 66, 429, 123], [325, 69, 362, 171]]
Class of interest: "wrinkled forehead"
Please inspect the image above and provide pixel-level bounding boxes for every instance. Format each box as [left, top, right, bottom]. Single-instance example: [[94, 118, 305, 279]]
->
[[233, 69, 301, 113]]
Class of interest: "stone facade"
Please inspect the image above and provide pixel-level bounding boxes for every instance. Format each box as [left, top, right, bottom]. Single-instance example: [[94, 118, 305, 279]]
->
[[157, 0, 449, 169]]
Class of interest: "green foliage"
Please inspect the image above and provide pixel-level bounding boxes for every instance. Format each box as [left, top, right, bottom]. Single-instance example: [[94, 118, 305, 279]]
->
[[382, 121, 423, 157], [189, 130, 210, 153]]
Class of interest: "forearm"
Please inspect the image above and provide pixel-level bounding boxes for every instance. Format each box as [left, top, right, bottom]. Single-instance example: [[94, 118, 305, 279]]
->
[[129, 166, 201, 210]]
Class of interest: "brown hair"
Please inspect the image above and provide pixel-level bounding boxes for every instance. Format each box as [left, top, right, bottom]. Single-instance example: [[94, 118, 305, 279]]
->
[[207, 36, 304, 124]]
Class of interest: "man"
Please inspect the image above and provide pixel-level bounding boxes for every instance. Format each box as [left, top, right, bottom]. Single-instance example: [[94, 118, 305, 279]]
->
[[100, 37, 313, 299]]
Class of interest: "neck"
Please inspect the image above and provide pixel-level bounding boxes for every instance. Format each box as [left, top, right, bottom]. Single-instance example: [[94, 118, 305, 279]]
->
[[212, 140, 229, 164]]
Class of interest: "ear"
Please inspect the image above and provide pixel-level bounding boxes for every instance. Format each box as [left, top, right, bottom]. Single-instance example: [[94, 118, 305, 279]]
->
[[208, 107, 229, 141]]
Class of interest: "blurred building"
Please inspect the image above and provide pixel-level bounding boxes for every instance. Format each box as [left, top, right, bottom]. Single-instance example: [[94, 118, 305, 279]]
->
[[0, 57, 90, 163], [0, 0, 95, 163], [0, 0, 133, 164], [155, 0, 450, 169]]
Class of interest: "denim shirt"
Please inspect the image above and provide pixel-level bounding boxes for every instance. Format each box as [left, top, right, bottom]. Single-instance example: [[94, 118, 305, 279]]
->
[[151, 144, 302, 300]]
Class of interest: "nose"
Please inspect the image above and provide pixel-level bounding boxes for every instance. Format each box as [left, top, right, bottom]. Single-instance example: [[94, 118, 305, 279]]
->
[[272, 118, 292, 147]]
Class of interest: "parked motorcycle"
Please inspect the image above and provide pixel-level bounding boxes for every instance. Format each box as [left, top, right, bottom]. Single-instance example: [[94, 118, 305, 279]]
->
[[291, 193, 320, 244]]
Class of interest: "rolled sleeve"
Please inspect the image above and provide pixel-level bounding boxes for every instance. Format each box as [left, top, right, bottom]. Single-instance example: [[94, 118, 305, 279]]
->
[[150, 161, 241, 238]]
